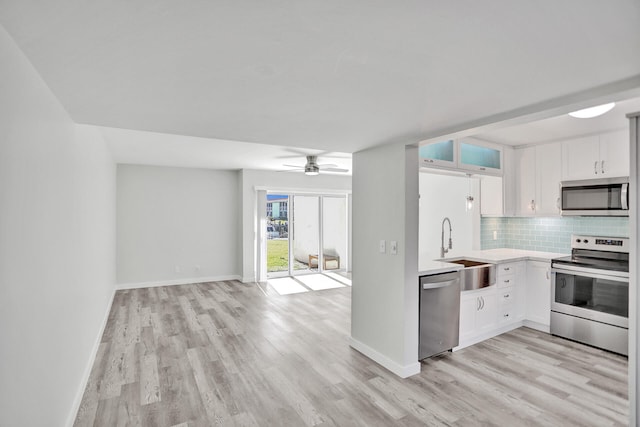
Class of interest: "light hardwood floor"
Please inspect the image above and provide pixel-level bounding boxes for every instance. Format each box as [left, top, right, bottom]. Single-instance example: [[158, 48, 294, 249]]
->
[[74, 280, 628, 426]]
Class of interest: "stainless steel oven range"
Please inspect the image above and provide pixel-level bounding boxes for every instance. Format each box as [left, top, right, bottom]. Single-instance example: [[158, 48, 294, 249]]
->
[[550, 235, 629, 356]]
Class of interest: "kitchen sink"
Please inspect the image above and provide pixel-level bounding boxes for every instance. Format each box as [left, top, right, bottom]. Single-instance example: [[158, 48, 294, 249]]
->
[[448, 259, 488, 268], [447, 258, 496, 291]]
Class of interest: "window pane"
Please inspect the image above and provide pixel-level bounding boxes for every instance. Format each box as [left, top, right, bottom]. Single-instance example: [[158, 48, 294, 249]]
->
[[460, 142, 500, 169], [322, 197, 346, 271], [266, 194, 289, 274], [293, 195, 319, 273], [419, 140, 454, 162]]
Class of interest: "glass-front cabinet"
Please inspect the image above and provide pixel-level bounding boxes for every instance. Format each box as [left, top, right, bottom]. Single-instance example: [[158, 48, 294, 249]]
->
[[419, 139, 455, 168], [459, 138, 501, 173], [420, 137, 503, 176]]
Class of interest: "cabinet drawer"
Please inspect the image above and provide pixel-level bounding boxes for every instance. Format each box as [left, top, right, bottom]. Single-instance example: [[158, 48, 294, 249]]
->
[[499, 287, 515, 306], [497, 276, 515, 288], [497, 263, 518, 277], [498, 307, 515, 323]]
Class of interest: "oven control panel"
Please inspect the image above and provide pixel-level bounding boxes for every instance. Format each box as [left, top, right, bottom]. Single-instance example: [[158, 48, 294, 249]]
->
[[572, 235, 629, 252]]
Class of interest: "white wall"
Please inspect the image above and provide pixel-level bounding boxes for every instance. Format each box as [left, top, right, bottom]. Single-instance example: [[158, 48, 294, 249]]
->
[[419, 171, 480, 269], [240, 169, 351, 282], [0, 26, 116, 427], [117, 165, 240, 286], [350, 143, 420, 377]]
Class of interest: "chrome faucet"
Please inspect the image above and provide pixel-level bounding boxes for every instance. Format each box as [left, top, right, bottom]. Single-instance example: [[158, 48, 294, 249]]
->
[[441, 217, 453, 258]]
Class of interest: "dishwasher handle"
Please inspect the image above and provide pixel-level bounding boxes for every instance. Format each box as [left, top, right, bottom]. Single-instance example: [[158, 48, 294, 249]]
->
[[422, 278, 460, 290]]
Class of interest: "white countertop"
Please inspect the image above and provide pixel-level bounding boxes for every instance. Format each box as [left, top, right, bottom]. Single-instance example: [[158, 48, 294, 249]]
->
[[418, 248, 567, 276], [418, 260, 464, 276]]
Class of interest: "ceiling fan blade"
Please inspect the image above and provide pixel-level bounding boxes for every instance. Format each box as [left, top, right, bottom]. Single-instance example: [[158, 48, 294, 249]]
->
[[317, 163, 338, 168], [282, 164, 305, 168], [276, 168, 303, 173], [276, 150, 352, 160], [321, 167, 349, 173]]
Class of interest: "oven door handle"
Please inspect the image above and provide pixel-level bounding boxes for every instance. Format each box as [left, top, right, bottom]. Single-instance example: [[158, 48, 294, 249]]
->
[[622, 183, 629, 210], [551, 266, 629, 282]]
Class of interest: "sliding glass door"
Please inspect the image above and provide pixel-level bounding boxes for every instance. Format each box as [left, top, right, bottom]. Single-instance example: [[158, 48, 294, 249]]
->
[[292, 195, 319, 275], [265, 192, 347, 278], [321, 196, 347, 272], [266, 194, 290, 277]]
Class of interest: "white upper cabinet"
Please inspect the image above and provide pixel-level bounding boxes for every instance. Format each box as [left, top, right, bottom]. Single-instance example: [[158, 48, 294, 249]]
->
[[458, 137, 502, 175], [535, 143, 562, 215], [420, 137, 503, 176], [480, 176, 503, 216], [515, 144, 561, 216], [599, 130, 629, 178], [419, 139, 456, 168], [515, 146, 536, 215], [561, 130, 629, 180]]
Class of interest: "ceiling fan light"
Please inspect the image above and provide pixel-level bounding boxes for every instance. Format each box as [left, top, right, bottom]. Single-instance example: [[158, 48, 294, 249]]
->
[[305, 163, 320, 175], [568, 102, 615, 119]]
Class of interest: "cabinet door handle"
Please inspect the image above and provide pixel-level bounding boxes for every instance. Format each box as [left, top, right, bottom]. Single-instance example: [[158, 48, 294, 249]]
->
[[503, 267, 510, 272], [530, 200, 535, 211], [601, 160, 605, 174], [594, 160, 598, 174], [477, 297, 481, 311], [556, 197, 561, 210], [546, 269, 550, 280], [504, 279, 510, 283], [481, 296, 485, 310], [504, 294, 510, 298]]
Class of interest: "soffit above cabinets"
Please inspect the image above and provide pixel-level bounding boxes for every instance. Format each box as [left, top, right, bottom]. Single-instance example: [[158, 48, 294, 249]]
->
[[474, 97, 640, 147]]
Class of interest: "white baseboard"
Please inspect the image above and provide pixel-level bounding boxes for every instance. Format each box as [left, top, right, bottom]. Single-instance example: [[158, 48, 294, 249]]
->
[[454, 321, 524, 351], [116, 275, 242, 290], [66, 287, 116, 427], [523, 319, 550, 334], [349, 337, 421, 378], [242, 276, 256, 283]]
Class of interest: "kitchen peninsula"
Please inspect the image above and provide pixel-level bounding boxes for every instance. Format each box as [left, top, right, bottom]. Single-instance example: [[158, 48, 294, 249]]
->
[[420, 248, 566, 350]]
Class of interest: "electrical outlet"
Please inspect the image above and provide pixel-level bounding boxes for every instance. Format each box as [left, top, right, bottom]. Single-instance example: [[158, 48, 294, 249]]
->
[[390, 240, 398, 255], [379, 240, 386, 254]]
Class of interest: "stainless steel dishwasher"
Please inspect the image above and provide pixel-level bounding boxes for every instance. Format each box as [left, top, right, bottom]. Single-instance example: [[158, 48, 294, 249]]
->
[[419, 270, 461, 359]]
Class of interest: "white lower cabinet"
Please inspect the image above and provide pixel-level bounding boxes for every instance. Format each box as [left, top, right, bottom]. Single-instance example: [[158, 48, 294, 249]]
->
[[476, 290, 498, 335], [459, 286, 497, 344], [524, 260, 552, 331], [456, 260, 530, 350], [497, 287, 517, 325]]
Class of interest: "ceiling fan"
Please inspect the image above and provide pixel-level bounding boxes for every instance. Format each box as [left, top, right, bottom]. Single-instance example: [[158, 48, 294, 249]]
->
[[281, 155, 349, 175]]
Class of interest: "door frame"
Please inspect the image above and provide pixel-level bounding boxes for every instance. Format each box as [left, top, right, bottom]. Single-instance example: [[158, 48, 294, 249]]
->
[[259, 189, 350, 280]]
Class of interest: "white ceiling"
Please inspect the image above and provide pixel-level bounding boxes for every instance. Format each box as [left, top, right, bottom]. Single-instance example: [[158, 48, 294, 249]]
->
[[1, 1, 639, 158], [99, 125, 352, 173], [475, 96, 640, 146]]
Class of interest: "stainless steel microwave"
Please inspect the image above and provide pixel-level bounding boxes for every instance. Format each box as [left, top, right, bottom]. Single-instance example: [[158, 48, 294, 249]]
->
[[560, 177, 629, 216]]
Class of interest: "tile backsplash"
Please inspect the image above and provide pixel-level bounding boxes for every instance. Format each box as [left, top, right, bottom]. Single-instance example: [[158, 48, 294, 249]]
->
[[481, 216, 629, 253]]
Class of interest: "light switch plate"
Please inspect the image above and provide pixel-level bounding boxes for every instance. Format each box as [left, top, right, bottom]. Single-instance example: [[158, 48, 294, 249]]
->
[[379, 240, 386, 254], [390, 240, 398, 255]]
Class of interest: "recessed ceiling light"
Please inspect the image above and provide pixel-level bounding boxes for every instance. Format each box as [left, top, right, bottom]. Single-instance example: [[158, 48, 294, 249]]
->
[[568, 102, 616, 119]]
